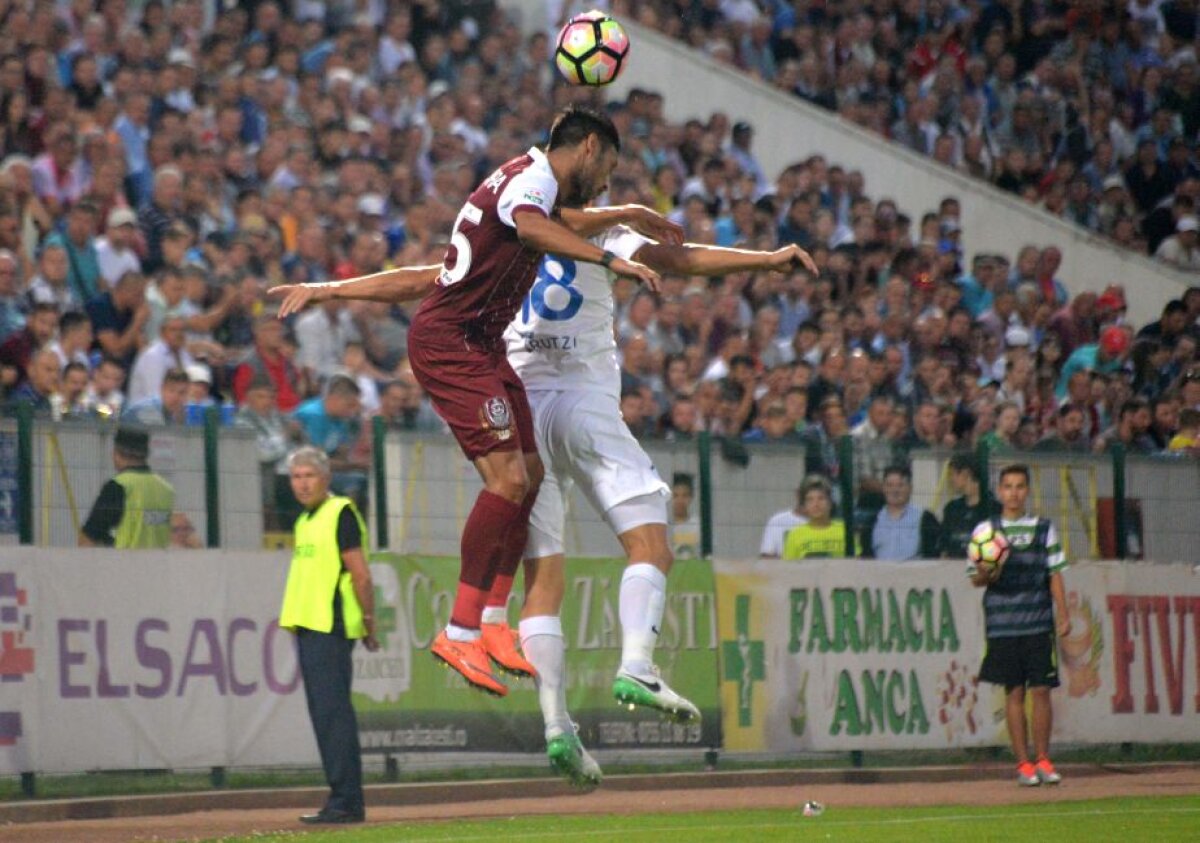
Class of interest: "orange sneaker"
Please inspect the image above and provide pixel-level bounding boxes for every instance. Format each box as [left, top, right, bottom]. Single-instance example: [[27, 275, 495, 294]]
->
[[1016, 761, 1040, 786], [430, 631, 507, 697], [481, 622, 537, 678], [1035, 757, 1061, 785]]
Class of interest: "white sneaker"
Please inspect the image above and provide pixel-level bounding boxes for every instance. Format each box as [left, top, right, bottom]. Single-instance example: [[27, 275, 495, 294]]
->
[[612, 665, 701, 722]]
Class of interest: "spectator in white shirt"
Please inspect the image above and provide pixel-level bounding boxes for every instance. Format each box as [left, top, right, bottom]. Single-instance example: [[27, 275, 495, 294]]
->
[[47, 310, 92, 371], [1155, 216, 1200, 270], [760, 483, 809, 558], [295, 300, 360, 383], [94, 207, 142, 290], [126, 315, 196, 405], [26, 242, 78, 312]]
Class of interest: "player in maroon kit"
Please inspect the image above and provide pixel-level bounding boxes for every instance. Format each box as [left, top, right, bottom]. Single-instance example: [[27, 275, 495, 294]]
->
[[409, 106, 666, 695], [294, 106, 653, 696], [271, 107, 673, 695]]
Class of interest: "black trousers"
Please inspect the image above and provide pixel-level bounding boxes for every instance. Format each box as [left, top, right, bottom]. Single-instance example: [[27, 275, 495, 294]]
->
[[296, 628, 363, 813]]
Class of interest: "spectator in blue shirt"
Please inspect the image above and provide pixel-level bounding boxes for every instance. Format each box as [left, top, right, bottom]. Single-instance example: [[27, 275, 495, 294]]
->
[[290, 374, 368, 505], [1056, 326, 1131, 399]]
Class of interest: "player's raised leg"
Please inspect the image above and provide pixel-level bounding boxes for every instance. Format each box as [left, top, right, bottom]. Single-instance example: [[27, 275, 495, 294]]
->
[[609, 517, 700, 722]]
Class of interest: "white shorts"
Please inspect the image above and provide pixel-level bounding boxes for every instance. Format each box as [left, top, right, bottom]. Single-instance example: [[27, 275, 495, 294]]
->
[[525, 389, 669, 558]]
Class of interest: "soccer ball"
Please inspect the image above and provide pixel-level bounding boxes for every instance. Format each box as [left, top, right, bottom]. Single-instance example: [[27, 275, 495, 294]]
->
[[555, 11, 630, 86], [967, 522, 1011, 572]]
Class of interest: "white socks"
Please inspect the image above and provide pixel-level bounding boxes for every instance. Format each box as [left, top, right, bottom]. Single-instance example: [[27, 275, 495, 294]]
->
[[445, 623, 480, 642], [519, 615, 572, 740], [619, 562, 666, 677], [481, 606, 507, 625]]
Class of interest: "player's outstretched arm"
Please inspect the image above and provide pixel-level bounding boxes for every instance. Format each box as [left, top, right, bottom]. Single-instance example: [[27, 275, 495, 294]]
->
[[269, 265, 442, 318], [634, 242, 818, 277], [560, 204, 683, 245], [514, 209, 661, 291]]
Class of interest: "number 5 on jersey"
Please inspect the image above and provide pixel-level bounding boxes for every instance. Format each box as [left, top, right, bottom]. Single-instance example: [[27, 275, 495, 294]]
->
[[440, 202, 483, 286], [522, 255, 582, 323]]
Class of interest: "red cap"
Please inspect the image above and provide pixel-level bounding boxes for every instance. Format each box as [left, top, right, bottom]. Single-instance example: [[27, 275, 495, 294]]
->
[[1096, 292, 1124, 313], [1099, 326, 1129, 356]]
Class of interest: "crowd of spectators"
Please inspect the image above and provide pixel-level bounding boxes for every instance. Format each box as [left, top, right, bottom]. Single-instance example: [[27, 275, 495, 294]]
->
[[621, 0, 1200, 269], [0, 1, 1194, 537]]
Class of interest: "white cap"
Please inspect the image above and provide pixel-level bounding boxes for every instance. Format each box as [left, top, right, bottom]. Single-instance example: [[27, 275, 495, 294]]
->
[[348, 115, 373, 134], [107, 207, 138, 229], [326, 67, 355, 87], [1102, 174, 1126, 192], [1178, 216, 1199, 233], [186, 363, 212, 385], [1005, 325, 1032, 347], [167, 48, 195, 69], [357, 194, 385, 216]]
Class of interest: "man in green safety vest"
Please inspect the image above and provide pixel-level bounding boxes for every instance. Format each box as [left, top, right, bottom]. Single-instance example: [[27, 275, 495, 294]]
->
[[280, 445, 378, 825], [79, 426, 175, 548]]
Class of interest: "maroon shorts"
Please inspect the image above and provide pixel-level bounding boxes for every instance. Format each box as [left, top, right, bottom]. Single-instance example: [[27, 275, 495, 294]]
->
[[408, 340, 536, 461]]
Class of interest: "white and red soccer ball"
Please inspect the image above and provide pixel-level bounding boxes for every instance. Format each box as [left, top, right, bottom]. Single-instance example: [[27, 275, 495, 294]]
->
[[967, 522, 1011, 573], [555, 11, 630, 86]]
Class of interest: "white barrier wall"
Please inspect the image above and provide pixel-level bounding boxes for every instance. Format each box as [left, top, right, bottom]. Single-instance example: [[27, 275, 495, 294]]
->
[[597, 21, 1192, 327], [1, 549, 1196, 775], [0, 549, 313, 774], [715, 558, 1200, 751]]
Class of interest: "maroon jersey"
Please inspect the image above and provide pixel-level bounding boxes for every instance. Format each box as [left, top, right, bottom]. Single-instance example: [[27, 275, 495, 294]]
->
[[411, 148, 559, 351]]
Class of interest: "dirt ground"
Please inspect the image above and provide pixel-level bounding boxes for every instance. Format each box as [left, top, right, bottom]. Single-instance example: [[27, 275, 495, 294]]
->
[[2, 766, 1198, 843]]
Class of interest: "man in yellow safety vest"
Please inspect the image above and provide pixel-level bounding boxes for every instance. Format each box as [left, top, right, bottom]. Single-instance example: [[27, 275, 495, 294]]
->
[[280, 445, 378, 825], [79, 426, 174, 549]]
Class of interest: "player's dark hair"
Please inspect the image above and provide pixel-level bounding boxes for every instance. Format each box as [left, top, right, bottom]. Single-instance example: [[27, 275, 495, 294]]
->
[[548, 105, 620, 154], [672, 472, 694, 492], [998, 464, 1030, 484], [63, 360, 88, 378], [883, 463, 911, 483]]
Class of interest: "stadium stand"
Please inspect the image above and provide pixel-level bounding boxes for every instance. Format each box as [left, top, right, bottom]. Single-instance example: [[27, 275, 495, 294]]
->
[[0, 0, 1194, 546]]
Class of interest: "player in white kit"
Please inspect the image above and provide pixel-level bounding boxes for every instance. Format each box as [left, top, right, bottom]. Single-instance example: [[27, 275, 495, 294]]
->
[[271, 219, 815, 790], [499, 228, 816, 787]]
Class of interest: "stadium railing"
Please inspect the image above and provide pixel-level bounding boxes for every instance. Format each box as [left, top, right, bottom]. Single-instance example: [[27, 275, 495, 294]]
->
[[4, 404, 1196, 562]]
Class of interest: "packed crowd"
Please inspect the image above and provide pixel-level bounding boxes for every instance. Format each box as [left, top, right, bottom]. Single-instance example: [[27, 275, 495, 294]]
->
[[0, 1, 1195, 532], [621, 0, 1200, 268]]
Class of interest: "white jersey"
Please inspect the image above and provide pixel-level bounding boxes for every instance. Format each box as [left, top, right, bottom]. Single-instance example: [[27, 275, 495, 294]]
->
[[504, 225, 652, 397]]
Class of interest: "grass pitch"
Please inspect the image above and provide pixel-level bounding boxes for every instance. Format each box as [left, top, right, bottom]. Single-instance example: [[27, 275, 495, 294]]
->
[[212, 795, 1200, 842]]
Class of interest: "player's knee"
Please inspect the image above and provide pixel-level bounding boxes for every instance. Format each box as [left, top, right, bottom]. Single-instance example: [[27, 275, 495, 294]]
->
[[487, 466, 530, 503]]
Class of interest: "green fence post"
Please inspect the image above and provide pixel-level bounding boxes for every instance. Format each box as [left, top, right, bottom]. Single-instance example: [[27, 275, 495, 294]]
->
[[698, 431, 713, 558], [204, 405, 220, 548], [1112, 443, 1127, 560], [372, 415, 389, 550], [16, 401, 32, 545], [975, 439, 992, 509], [836, 434, 854, 554]]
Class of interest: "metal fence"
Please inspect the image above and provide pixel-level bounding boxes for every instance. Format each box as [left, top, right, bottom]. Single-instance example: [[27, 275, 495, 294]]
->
[[3, 408, 1197, 563]]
